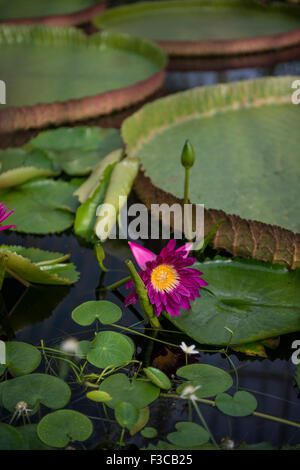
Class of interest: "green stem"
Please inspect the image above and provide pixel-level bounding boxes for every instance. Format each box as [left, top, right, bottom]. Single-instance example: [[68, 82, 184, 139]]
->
[[161, 393, 300, 429], [119, 428, 125, 448], [6, 267, 31, 288], [101, 276, 131, 291], [192, 399, 219, 449], [184, 167, 190, 206]]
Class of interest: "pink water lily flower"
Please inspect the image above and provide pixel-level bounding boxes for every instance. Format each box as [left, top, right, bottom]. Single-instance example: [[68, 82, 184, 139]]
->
[[124, 239, 208, 318], [0, 202, 16, 231]]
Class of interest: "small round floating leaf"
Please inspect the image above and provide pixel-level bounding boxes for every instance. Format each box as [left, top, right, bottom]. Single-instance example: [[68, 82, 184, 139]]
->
[[177, 364, 233, 398], [0, 373, 71, 413], [141, 427, 157, 439], [72, 300, 122, 326], [5, 341, 41, 376], [86, 390, 112, 403], [115, 402, 139, 430], [98, 373, 160, 409], [37, 410, 93, 448], [77, 340, 91, 356], [87, 331, 134, 369], [0, 423, 23, 450], [215, 391, 258, 417], [144, 367, 171, 390], [167, 422, 210, 448]]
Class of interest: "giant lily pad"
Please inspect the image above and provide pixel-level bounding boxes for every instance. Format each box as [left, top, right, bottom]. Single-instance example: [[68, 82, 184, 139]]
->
[[0, 25, 166, 132], [94, 0, 300, 57], [124, 76, 300, 268], [0, 245, 79, 285], [167, 258, 300, 346], [0, 179, 79, 233], [0, 0, 106, 26]]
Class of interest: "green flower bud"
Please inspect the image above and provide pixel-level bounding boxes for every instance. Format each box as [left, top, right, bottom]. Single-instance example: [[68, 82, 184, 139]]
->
[[181, 140, 195, 169]]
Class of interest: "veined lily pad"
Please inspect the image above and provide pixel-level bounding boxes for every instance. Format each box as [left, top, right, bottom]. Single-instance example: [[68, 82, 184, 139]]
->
[[4, 341, 41, 376], [167, 258, 300, 346], [37, 410, 93, 448], [0, 148, 58, 188], [29, 126, 123, 176], [177, 364, 233, 398], [72, 300, 122, 326], [0, 179, 79, 233], [94, 0, 300, 57], [87, 331, 135, 369], [0, 245, 79, 285], [167, 422, 210, 447], [98, 373, 160, 409], [0, 373, 71, 413], [0, 0, 106, 26], [125, 76, 300, 268], [0, 25, 166, 132]]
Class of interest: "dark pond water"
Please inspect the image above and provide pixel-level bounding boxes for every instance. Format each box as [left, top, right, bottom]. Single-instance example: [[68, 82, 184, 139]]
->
[[0, 25, 300, 449]]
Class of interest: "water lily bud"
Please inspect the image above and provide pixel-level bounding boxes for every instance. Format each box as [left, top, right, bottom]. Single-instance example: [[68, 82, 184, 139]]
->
[[181, 140, 195, 169]]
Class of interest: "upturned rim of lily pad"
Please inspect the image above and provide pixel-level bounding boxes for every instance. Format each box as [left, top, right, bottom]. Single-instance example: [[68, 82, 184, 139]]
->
[[0, 25, 167, 133], [0, 1, 106, 27]]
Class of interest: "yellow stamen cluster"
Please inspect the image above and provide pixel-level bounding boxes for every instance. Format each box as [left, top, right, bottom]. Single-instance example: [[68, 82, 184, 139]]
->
[[151, 264, 179, 292]]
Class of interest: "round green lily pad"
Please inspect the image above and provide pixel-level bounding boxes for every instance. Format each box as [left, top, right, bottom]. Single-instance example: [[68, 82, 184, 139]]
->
[[94, 0, 300, 57], [144, 367, 171, 390], [115, 402, 139, 430], [0, 25, 166, 132], [5, 341, 41, 376], [167, 421, 210, 447], [98, 373, 160, 409], [37, 410, 93, 448], [87, 331, 135, 369], [72, 300, 122, 326], [215, 391, 258, 417], [177, 364, 233, 398], [0, 373, 71, 413]]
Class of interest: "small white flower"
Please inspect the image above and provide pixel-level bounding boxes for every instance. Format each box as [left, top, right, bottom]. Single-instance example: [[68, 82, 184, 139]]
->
[[179, 342, 199, 355], [180, 385, 201, 402], [15, 401, 32, 419], [60, 337, 79, 355], [221, 437, 235, 450]]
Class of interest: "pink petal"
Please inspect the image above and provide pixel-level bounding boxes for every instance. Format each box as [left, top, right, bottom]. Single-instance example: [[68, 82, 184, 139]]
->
[[175, 242, 193, 258], [128, 241, 156, 270]]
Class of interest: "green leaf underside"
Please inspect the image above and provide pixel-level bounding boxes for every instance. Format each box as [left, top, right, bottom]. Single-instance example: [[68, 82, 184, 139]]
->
[[0, 373, 71, 412], [123, 76, 300, 232], [87, 331, 134, 369], [95, 0, 300, 42], [0, 26, 165, 108], [29, 127, 123, 176], [98, 373, 160, 409], [167, 258, 300, 346], [72, 300, 122, 326], [215, 391, 257, 416], [167, 422, 210, 447], [0, 0, 100, 20], [37, 410, 93, 448], [74, 163, 115, 242], [177, 364, 233, 398], [0, 245, 79, 284], [0, 179, 79, 233]]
